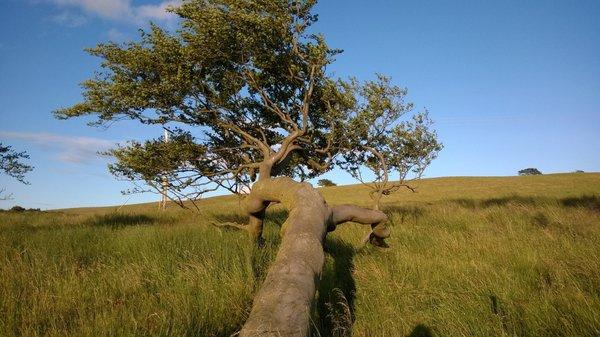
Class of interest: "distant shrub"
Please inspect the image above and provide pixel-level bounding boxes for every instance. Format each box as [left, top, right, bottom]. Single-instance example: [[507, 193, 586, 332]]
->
[[7, 206, 41, 212], [575, 170, 584, 173], [317, 179, 337, 187], [9, 205, 26, 212], [518, 168, 542, 176]]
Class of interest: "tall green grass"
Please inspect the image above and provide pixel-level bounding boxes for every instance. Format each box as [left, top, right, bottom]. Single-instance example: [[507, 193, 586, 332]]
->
[[1, 173, 599, 336]]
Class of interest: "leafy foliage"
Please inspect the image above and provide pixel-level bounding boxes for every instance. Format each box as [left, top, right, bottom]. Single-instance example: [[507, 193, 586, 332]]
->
[[56, 0, 441, 206], [519, 168, 542, 176], [317, 179, 336, 187], [107, 130, 216, 209], [1, 143, 33, 200], [0, 143, 32, 184], [55, 0, 346, 198], [335, 76, 442, 208]]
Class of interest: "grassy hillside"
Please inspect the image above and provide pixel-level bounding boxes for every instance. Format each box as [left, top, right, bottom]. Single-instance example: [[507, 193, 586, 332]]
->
[[1, 173, 599, 336]]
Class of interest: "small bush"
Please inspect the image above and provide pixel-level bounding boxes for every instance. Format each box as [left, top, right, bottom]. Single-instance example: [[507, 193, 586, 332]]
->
[[318, 179, 337, 187], [9, 205, 26, 212], [518, 168, 542, 176]]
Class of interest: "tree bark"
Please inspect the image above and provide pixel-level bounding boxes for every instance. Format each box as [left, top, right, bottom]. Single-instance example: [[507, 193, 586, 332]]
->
[[239, 177, 389, 337], [244, 162, 275, 245], [372, 191, 383, 211]]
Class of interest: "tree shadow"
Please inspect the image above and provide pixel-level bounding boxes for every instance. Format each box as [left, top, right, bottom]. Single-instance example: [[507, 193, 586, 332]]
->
[[85, 213, 159, 228], [560, 195, 599, 212], [383, 205, 427, 224], [451, 195, 541, 209], [315, 238, 356, 337], [407, 324, 433, 337], [209, 212, 248, 225], [449, 194, 599, 213]]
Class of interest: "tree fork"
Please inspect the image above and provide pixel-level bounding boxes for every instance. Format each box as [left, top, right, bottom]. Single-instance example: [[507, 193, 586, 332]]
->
[[239, 177, 389, 337]]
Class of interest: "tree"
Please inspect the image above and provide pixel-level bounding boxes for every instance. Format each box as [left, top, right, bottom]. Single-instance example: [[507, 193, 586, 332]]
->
[[0, 142, 33, 200], [518, 168, 542, 176], [55, 1, 436, 335], [336, 75, 442, 210], [106, 132, 214, 211], [317, 178, 336, 187], [9, 205, 26, 212]]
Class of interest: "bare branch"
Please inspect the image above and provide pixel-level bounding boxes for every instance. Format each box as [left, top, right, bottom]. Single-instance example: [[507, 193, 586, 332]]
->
[[0, 188, 13, 201]]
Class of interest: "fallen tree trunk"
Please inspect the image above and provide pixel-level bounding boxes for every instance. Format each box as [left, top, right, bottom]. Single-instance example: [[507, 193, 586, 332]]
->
[[239, 177, 389, 337]]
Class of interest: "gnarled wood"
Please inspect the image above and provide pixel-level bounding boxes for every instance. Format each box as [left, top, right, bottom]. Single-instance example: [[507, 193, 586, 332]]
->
[[239, 177, 389, 337]]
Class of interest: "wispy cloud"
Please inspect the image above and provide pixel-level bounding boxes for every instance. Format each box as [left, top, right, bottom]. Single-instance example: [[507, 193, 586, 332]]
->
[[44, 0, 181, 24], [49, 11, 88, 27], [136, 1, 181, 21], [0, 131, 115, 165], [50, 0, 131, 20]]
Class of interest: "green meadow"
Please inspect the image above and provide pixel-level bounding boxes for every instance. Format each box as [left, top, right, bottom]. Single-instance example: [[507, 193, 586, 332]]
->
[[1, 173, 599, 336]]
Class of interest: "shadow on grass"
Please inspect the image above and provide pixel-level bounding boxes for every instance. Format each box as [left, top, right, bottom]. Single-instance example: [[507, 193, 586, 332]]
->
[[384, 205, 427, 224], [560, 195, 600, 212], [209, 212, 248, 225], [407, 324, 433, 337], [451, 195, 540, 209], [209, 208, 289, 229], [315, 238, 357, 337], [449, 194, 599, 212], [85, 213, 158, 228]]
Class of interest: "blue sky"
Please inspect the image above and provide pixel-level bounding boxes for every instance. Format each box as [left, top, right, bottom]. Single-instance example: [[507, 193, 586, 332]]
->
[[1, 0, 599, 209]]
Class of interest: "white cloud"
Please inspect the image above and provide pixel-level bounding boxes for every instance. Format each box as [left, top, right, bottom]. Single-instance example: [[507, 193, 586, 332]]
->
[[49, 11, 88, 27], [50, 0, 133, 20], [135, 1, 181, 21], [45, 0, 181, 24], [0, 131, 115, 165]]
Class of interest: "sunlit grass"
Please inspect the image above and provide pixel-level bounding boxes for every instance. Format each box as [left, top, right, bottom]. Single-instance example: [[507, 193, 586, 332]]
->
[[1, 173, 599, 336]]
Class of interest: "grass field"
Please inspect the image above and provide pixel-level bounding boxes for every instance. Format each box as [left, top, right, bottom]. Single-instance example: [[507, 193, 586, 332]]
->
[[1, 173, 599, 336]]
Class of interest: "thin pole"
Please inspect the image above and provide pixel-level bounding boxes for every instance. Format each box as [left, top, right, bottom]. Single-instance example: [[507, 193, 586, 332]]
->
[[160, 128, 169, 210]]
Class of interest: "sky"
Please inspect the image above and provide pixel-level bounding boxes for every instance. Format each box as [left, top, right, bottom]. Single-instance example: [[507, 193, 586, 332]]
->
[[0, 0, 599, 209]]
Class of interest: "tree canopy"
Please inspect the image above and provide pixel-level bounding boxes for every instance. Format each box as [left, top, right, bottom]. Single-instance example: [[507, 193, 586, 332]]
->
[[316, 179, 336, 187], [335, 75, 442, 208], [56, 0, 349, 199], [519, 168, 542, 176], [55, 0, 440, 208]]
